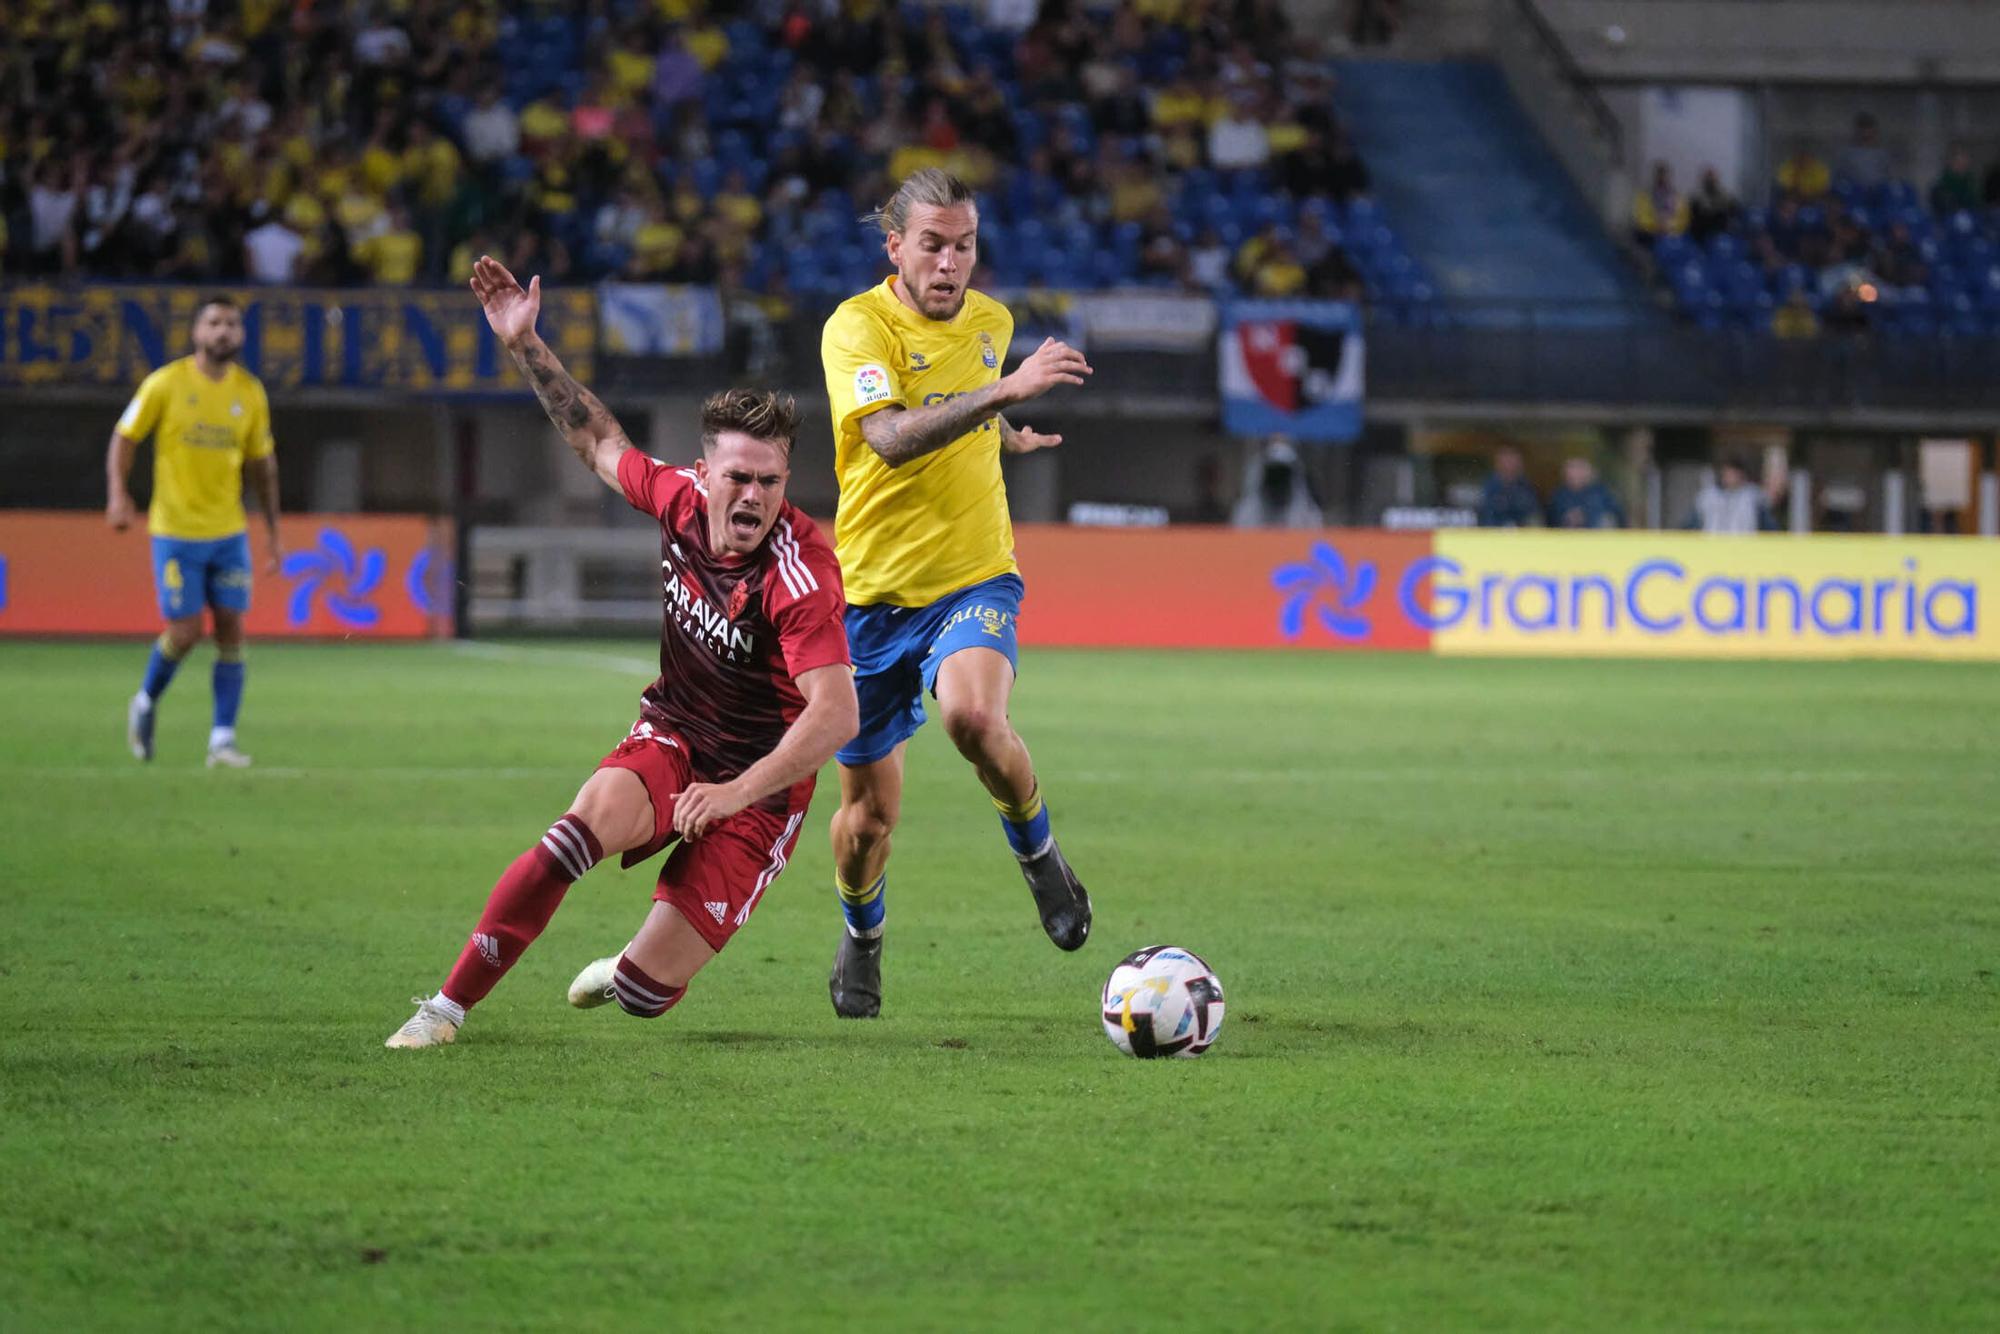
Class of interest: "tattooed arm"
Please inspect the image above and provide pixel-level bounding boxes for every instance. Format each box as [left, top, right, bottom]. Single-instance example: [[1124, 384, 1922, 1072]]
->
[[470, 254, 631, 487], [858, 336, 1093, 468]]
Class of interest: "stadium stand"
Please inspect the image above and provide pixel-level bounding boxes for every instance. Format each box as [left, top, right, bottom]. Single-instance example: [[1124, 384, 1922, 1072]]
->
[[1642, 131, 2000, 339], [1335, 59, 1638, 306], [0, 0, 1426, 308]]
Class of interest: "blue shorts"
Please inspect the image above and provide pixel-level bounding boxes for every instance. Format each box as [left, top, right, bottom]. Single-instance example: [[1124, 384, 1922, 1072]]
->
[[837, 573, 1025, 767], [152, 533, 253, 621]]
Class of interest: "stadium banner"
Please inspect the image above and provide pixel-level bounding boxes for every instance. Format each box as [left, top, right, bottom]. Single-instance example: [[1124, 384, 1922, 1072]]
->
[[1218, 300, 1365, 444], [0, 284, 594, 394], [1010, 526, 1998, 659], [597, 283, 725, 356], [1074, 292, 1217, 353], [0, 512, 453, 638], [1425, 531, 1999, 660], [1011, 525, 1433, 651]]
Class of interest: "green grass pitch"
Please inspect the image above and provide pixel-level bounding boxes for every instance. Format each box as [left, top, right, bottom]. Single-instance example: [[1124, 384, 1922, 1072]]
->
[[2, 640, 1996, 1331]]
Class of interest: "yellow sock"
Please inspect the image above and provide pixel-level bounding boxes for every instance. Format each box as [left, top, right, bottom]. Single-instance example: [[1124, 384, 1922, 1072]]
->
[[991, 783, 1044, 825]]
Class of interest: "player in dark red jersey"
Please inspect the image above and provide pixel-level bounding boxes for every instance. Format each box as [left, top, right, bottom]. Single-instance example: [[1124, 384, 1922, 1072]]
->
[[387, 256, 857, 1049]]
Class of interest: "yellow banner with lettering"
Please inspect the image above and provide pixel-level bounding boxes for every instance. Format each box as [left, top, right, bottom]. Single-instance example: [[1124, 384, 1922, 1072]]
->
[[0, 284, 594, 394], [1423, 531, 1998, 659]]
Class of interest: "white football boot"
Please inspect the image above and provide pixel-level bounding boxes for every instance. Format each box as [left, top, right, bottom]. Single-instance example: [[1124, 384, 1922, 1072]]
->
[[567, 956, 620, 1009], [385, 996, 460, 1048], [206, 743, 253, 769]]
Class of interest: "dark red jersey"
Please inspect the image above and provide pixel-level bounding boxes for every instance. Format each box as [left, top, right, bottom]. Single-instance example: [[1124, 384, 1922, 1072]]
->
[[617, 449, 849, 812]]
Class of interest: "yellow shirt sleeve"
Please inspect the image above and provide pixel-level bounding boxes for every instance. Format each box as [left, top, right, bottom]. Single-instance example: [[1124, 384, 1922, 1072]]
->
[[243, 381, 275, 461], [822, 305, 905, 441], [116, 367, 170, 441]]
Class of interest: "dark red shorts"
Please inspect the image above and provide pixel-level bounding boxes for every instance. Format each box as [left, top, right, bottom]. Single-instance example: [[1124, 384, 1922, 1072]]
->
[[596, 720, 809, 954]]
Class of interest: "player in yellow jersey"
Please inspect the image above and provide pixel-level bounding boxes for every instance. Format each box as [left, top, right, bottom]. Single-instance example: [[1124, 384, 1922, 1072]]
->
[[820, 168, 1095, 1018], [106, 297, 282, 768]]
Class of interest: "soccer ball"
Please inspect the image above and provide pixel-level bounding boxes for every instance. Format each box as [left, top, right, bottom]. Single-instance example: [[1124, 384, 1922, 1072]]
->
[[1100, 945, 1225, 1059]]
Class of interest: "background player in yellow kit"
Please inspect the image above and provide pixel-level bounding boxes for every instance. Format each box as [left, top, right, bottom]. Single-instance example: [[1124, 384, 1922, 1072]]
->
[[107, 297, 282, 768], [820, 168, 1094, 1018]]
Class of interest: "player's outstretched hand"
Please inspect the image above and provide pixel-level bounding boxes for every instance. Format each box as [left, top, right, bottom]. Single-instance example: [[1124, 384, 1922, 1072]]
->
[[1004, 422, 1063, 454], [106, 492, 136, 531], [674, 781, 751, 841], [470, 254, 541, 346], [1002, 337, 1092, 405]]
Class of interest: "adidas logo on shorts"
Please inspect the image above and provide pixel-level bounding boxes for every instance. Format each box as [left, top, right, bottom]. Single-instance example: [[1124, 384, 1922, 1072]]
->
[[704, 902, 728, 925]]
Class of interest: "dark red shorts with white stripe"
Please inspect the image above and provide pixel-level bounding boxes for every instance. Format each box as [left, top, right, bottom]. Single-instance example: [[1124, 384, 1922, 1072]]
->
[[597, 720, 809, 954]]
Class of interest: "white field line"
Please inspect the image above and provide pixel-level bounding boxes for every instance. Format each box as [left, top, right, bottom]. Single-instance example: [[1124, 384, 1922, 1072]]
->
[[1062, 767, 1895, 785], [451, 641, 657, 675], [16, 766, 576, 780]]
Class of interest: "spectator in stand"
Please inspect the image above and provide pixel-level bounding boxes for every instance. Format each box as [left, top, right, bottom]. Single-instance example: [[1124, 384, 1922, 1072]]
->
[[1307, 244, 1364, 301], [1688, 456, 1780, 533], [1478, 447, 1540, 528], [1546, 458, 1625, 529], [1822, 285, 1872, 336], [1631, 161, 1689, 247], [1686, 168, 1738, 244], [355, 204, 423, 285], [28, 162, 80, 274], [606, 29, 658, 109], [1931, 143, 1980, 215], [1777, 145, 1831, 201], [462, 84, 520, 166], [1137, 205, 1184, 282], [1232, 438, 1324, 529], [1250, 238, 1308, 297], [79, 159, 135, 273], [1772, 289, 1819, 340], [650, 28, 706, 115], [1092, 64, 1151, 139], [1187, 227, 1232, 290], [1208, 92, 1271, 172], [1870, 221, 1928, 288], [1836, 113, 1890, 190], [776, 66, 826, 135], [627, 198, 683, 280], [242, 203, 306, 283]]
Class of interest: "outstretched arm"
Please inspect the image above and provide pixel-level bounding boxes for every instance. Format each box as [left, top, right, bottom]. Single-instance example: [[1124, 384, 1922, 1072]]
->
[[860, 336, 1091, 467], [471, 254, 630, 488], [672, 665, 860, 840], [105, 431, 139, 530], [244, 454, 283, 574]]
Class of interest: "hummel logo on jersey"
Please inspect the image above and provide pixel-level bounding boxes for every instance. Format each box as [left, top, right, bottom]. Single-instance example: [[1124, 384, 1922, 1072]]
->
[[909, 351, 929, 370], [473, 932, 501, 966], [704, 901, 729, 925]]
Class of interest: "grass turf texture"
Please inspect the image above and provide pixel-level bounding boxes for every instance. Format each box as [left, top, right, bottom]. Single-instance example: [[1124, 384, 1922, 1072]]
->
[[2, 640, 1996, 1331]]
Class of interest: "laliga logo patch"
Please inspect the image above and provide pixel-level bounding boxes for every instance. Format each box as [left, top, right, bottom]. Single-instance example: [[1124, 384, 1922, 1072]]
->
[[853, 363, 892, 405], [977, 331, 997, 368]]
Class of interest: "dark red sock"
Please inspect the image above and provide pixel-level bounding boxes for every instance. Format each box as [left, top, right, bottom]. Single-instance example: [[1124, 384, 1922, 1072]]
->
[[612, 955, 686, 1018], [441, 814, 603, 1009]]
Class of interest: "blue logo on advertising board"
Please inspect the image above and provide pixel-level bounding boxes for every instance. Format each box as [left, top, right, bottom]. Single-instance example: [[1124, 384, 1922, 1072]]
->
[[1273, 541, 1377, 640], [283, 528, 386, 627]]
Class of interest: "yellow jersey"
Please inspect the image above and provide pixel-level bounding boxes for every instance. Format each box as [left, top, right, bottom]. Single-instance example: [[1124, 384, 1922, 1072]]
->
[[116, 357, 274, 541], [822, 277, 1016, 608]]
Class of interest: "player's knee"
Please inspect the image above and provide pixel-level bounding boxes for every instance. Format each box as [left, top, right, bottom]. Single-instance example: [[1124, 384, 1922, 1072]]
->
[[613, 955, 686, 1018], [940, 701, 1007, 758], [166, 624, 203, 654], [839, 796, 899, 849]]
